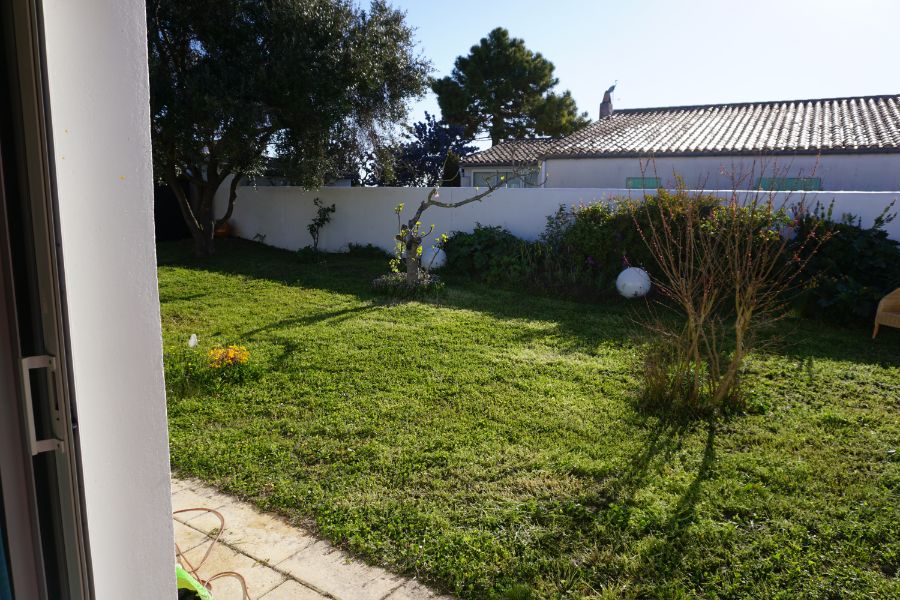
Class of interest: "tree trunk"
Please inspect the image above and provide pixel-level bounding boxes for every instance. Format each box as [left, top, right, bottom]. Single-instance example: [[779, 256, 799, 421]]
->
[[192, 227, 216, 257], [188, 180, 217, 257], [406, 248, 419, 286], [165, 166, 238, 258]]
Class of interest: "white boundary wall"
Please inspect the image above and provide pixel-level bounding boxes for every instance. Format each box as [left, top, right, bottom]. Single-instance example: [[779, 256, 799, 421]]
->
[[217, 185, 900, 264]]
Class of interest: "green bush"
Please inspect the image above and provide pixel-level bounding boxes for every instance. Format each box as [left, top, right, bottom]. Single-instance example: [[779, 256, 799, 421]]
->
[[563, 201, 646, 285], [564, 191, 722, 282], [347, 243, 392, 258], [440, 223, 592, 293], [440, 225, 531, 284], [296, 245, 324, 263], [793, 202, 900, 321], [441, 190, 721, 297]]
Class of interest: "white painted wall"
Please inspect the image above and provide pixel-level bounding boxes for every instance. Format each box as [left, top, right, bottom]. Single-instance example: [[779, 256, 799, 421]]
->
[[542, 154, 900, 191], [216, 185, 899, 265], [43, 1, 174, 598]]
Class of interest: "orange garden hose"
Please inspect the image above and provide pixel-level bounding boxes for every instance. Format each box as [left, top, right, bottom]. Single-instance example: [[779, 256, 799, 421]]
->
[[174, 507, 252, 600]]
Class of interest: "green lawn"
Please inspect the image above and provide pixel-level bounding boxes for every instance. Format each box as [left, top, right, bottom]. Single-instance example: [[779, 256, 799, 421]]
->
[[158, 239, 899, 599]]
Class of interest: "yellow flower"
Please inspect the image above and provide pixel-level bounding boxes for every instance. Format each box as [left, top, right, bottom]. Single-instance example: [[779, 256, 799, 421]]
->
[[208, 345, 250, 368]]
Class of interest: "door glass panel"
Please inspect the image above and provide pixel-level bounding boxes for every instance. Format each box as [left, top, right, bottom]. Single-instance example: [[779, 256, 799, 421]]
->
[[0, 0, 91, 596]]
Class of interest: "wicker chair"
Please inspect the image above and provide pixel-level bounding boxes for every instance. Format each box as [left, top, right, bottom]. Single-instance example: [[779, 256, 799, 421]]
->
[[873, 288, 900, 339]]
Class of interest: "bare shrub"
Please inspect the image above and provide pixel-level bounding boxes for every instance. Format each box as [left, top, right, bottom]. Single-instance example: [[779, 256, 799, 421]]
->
[[632, 177, 831, 414]]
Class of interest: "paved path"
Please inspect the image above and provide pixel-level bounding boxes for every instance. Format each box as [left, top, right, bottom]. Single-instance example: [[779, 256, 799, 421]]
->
[[172, 477, 451, 600]]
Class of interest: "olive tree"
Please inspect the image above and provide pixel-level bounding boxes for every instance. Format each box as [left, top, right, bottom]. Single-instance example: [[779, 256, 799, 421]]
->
[[147, 0, 430, 256]]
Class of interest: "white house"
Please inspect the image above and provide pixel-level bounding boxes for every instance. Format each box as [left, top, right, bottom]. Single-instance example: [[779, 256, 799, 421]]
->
[[461, 94, 900, 191], [458, 138, 552, 188]]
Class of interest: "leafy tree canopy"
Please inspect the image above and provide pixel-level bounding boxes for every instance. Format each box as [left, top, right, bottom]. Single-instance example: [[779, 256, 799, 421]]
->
[[367, 112, 477, 187], [147, 0, 430, 255], [432, 27, 590, 145]]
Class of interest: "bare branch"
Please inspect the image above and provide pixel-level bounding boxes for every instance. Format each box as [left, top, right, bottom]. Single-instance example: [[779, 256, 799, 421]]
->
[[163, 167, 201, 234], [215, 173, 243, 227]]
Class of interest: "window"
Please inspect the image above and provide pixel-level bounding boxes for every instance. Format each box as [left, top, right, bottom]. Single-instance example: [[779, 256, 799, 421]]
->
[[626, 176, 661, 189], [472, 169, 539, 188], [758, 177, 823, 191]]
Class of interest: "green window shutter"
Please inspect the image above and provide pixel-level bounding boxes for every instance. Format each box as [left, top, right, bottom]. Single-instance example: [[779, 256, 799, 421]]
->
[[758, 177, 823, 191], [626, 177, 661, 189]]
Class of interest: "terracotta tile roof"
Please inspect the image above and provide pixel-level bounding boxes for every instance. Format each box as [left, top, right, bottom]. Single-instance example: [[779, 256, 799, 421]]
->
[[460, 138, 556, 167], [543, 95, 900, 158]]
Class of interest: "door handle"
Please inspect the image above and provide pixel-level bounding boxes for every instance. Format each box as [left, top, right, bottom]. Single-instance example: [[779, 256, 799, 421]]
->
[[20, 355, 65, 455]]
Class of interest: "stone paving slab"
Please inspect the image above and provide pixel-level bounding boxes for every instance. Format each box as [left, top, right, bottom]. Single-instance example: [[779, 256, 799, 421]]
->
[[172, 477, 453, 600], [261, 579, 330, 599], [384, 580, 452, 600], [215, 498, 315, 565], [183, 542, 286, 598], [172, 485, 232, 518], [174, 520, 211, 554], [275, 540, 406, 600]]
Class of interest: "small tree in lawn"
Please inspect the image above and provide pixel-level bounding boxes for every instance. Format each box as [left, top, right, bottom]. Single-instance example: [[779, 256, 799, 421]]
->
[[385, 166, 537, 289]]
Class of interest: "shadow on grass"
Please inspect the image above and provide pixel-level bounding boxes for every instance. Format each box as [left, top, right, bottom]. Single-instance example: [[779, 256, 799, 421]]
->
[[641, 422, 717, 579], [591, 415, 696, 512], [585, 416, 718, 586], [242, 305, 375, 339], [157, 238, 900, 367], [158, 238, 642, 355], [777, 319, 900, 368], [158, 291, 209, 303]]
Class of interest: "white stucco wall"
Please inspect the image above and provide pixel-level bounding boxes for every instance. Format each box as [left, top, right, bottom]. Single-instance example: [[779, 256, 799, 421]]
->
[[542, 153, 900, 191], [216, 185, 899, 265], [43, 1, 174, 598]]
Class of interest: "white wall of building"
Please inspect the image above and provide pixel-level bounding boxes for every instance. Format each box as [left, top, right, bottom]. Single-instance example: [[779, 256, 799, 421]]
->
[[542, 153, 900, 191], [216, 185, 899, 265], [43, 0, 174, 597]]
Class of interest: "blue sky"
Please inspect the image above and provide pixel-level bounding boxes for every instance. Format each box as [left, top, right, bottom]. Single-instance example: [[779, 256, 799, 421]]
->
[[390, 0, 899, 140]]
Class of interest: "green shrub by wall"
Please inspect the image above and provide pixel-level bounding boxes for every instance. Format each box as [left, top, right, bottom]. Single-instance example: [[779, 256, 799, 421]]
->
[[440, 224, 531, 285], [442, 194, 900, 322], [793, 202, 900, 321], [442, 190, 720, 297]]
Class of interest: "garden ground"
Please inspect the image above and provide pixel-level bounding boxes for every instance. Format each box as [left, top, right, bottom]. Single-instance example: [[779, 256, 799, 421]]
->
[[158, 239, 899, 599]]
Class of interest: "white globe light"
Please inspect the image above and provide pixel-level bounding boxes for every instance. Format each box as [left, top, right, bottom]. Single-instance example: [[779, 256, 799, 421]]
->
[[616, 267, 651, 298]]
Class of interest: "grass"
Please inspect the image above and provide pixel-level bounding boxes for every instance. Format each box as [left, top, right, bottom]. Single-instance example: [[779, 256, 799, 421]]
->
[[158, 239, 899, 599]]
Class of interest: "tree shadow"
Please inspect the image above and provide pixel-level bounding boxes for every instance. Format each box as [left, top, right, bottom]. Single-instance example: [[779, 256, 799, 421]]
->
[[595, 416, 697, 523], [264, 337, 306, 372], [775, 320, 900, 368], [157, 238, 900, 367], [241, 304, 375, 339], [645, 421, 717, 578], [589, 417, 718, 585], [157, 291, 208, 303], [157, 239, 643, 356]]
